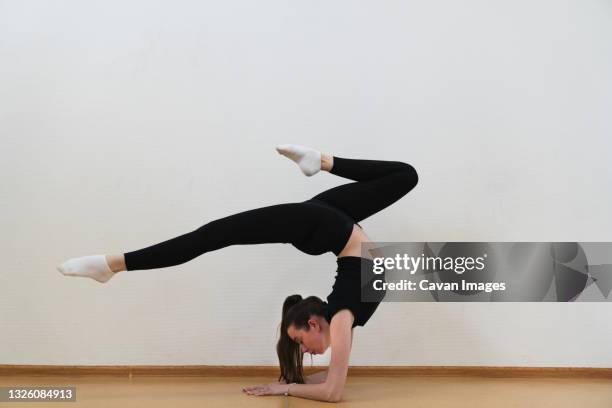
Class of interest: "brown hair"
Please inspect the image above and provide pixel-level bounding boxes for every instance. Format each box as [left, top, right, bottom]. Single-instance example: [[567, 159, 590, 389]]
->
[[276, 294, 327, 384]]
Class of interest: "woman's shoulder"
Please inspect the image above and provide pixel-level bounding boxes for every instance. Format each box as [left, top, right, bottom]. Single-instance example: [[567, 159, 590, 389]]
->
[[329, 308, 354, 327], [324, 300, 358, 328]]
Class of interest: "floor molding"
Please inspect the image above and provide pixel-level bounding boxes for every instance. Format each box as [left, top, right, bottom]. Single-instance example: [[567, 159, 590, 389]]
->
[[1, 365, 611, 379]]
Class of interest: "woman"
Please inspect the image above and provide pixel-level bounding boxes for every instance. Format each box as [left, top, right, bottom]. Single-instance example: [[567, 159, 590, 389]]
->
[[58, 144, 419, 402]]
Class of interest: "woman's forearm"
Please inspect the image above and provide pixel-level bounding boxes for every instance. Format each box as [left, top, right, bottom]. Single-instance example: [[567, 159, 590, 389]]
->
[[288, 382, 337, 402], [304, 370, 328, 384]]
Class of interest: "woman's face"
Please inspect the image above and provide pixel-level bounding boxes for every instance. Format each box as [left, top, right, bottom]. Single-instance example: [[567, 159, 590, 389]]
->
[[287, 317, 329, 355]]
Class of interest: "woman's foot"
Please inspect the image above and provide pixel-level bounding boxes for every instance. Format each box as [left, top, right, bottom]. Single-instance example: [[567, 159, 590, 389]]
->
[[276, 144, 322, 176], [57, 255, 115, 283]]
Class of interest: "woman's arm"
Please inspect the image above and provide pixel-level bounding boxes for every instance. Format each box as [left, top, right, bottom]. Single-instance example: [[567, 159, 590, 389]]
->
[[286, 309, 354, 402], [304, 328, 356, 384]]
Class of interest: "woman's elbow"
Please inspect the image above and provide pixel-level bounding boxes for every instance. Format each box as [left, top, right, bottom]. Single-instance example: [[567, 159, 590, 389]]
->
[[325, 385, 344, 403], [326, 393, 343, 403]]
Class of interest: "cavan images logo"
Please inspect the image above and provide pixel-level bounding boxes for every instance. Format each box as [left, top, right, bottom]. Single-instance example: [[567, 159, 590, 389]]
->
[[360, 242, 612, 302]]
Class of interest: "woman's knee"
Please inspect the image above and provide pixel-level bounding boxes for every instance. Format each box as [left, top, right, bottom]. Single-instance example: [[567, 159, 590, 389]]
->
[[399, 163, 419, 192]]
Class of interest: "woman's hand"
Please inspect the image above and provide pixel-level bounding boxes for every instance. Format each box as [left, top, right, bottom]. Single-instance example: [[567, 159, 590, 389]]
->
[[242, 382, 289, 396]]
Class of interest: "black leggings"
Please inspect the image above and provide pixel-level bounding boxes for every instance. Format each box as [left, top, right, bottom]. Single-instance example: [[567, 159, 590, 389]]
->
[[124, 157, 418, 271]]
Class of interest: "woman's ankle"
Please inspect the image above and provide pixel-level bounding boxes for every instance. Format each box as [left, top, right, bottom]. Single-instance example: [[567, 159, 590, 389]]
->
[[106, 254, 126, 273], [321, 154, 334, 172]]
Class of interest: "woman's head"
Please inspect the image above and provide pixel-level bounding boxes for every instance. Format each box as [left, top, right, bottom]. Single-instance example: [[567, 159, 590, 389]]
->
[[277, 294, 330, 384]]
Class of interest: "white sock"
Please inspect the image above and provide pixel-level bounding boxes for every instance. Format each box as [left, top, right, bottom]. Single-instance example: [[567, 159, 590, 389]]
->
[[276, 144, 321, 177], [57, 255, 115, 283]]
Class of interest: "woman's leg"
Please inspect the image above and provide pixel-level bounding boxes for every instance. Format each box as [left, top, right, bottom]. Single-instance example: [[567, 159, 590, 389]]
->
[[111, 204, 306, 273], [121, 203, 323, 271], [276, 144, 418, 224], [312, 155, 419, 223], [59, 202, 326, 280]]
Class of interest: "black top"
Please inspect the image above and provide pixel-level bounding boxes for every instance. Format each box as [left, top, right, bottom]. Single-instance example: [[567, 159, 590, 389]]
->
[[324, 256, 387, 328]]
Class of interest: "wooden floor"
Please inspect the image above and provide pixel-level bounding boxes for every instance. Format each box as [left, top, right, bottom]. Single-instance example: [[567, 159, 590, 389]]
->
[[1, 375, 611, 407]]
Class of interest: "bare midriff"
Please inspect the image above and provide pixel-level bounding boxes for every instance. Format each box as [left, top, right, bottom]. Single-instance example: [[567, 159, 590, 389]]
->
[[337, 224, 372, 259]]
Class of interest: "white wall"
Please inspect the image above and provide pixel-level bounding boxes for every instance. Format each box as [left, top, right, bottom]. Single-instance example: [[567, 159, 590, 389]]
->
[[1, 0, 611, 367]]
